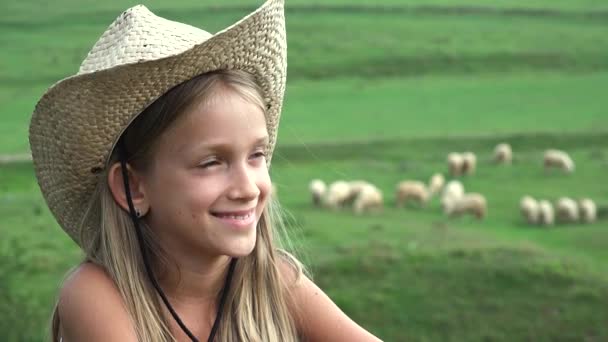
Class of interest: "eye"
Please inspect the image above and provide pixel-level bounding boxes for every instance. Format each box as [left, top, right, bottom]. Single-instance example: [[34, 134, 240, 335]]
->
[[250, 150, 267, 160], [199, 158, 221, 169]]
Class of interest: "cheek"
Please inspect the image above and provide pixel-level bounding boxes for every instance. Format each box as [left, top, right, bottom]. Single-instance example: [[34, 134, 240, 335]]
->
[[186, 180, 223, 209], [257, 168, 272, 200], [150, 175, 218, 215]]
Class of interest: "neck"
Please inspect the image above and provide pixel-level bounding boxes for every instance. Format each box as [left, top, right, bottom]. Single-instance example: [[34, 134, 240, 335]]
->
[[154, 253, 233, 306]]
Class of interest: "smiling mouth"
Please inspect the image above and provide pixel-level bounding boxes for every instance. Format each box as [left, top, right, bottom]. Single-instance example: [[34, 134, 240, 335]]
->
[[211, 208, 255, 217], [210, 209, 256, 227], [212, 212, 253, 220]]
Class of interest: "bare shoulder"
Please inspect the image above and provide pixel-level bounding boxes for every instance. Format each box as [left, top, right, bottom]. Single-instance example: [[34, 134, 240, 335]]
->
[[277, 258, 383, 342], [58, 262, 138, 341]]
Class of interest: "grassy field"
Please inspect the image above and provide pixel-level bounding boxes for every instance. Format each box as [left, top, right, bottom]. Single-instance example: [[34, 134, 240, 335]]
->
[[4, 0, 608, 19], [2, 0, 608, 340], [273, 136, 608, 341], [3, 136, 608, 341], [3, 0, 608, 153], [5, 72, 608, 154]]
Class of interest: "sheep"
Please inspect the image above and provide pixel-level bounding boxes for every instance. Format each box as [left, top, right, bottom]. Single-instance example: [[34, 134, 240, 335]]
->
[[538, 200, 555, 226], [448, 152, 476, 176], [428, 173, 445, 196], [323, 180, 352, 210], [348, 180, 371, 197], [555, 197, 579, 223], [395, 180, 429, 207], [308, 179, 326, 207], [441, 180, 465, 203], [461, 152, 477, 175], [353, 184, 383, 214], [494, 143, 512, 164], [544, 149, 575, 173], [442, 192, 487, 220], [447, 152, 464, 177], [520, 195, 540, 225], [342, 180, 376, 208], [578, 198, 597, 224]]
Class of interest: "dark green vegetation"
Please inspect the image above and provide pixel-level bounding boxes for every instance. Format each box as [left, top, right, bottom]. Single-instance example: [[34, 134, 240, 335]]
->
[[1, 0, 607, 340]]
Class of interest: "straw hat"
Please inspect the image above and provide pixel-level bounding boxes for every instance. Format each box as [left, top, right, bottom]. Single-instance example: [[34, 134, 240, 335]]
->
[[29, 0, 286, 247]]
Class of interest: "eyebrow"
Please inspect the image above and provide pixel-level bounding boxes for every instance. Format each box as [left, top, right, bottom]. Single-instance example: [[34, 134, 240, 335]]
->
[[187, 135, 270, 154]]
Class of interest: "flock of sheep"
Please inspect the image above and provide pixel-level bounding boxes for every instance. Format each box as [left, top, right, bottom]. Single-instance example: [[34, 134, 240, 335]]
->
[[307, 143, 599, 226], [520, 196, 597, 226], [516, 146, 597, 226], [309, 179, 384, 215]]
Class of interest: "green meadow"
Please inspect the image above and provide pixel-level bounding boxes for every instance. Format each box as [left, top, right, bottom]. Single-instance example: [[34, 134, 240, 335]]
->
[[2, 0, 608, 341]]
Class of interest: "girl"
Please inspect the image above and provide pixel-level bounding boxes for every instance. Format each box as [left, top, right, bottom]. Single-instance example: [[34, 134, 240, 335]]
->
[[29, 1, 383, 341]]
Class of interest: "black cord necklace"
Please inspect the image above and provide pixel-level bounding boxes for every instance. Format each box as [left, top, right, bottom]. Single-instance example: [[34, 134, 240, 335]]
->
[[119, 141, 235, 342]]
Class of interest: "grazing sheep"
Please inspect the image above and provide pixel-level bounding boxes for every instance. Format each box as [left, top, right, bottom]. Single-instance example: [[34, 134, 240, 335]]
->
[[441, 180, 465, 203], [443, 192, 487, 220], [556, 197, 579, 223], [494, 143, 512, 164], [395, 180, 429, 207], [428, 173, 445, 196], [447, 152, 464, 177], [353, 184, 383, 214], [324, 180, 352, 210], [308, 179, 326, 207], [348, 180, 370, 197], [544, 149, 575, 173], [520, 195, 540, 225], [578, 198, 597, 223], [538, 200, 555, 226], [461, 152, 477, 175]]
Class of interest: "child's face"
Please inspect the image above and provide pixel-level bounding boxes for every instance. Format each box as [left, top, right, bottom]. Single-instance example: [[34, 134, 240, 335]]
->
[[140, 87, 271, 259]]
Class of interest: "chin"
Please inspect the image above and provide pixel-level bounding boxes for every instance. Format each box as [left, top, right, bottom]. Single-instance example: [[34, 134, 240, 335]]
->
[[223, 234, 257, 258]]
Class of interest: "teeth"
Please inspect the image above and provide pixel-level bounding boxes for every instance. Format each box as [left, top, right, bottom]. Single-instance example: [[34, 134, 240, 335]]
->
[[218, 213, 251, 220]]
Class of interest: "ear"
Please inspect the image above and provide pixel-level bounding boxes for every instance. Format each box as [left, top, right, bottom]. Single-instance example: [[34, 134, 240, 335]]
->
[[107, 162, 149, 217]]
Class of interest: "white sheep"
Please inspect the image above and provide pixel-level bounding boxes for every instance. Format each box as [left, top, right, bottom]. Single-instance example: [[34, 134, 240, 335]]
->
[[348, 180, 370, 197], [520, 195, 540, 225], [443, 192, 487, 220], [395, 180, 429, 207], [556, 197, 579, 223], [308, 179, 326, 207], [353, 184, 383, 214], [323, 180, 352, 210], [461, 152, 477, 175], [447, 152, 464, 177], [494, 143, 512, 164], [428, 173, 445, 196], [441, 180, 465, 203], [538, 200, 555, 226], [578, 198, 597, 224], [544, 149, 575, 173]]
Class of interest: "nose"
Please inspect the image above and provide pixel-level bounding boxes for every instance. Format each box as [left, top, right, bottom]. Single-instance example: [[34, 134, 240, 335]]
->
[[227, 162, 260, 201]]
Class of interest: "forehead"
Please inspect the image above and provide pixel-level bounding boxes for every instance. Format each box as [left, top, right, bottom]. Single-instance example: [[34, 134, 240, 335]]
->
[[160, 88, 268, 152]]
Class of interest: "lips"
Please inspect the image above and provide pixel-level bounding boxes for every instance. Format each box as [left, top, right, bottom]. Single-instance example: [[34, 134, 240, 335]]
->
[[210, 208, 256, 229], [211, 208, 255, 219]]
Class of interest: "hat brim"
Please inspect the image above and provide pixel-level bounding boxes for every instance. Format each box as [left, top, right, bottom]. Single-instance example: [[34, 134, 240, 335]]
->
[[29, 0, 286, 247]]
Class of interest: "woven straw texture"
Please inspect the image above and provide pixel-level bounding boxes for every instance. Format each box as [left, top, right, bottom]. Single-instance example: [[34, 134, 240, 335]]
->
[[29, 0, 286, 247]]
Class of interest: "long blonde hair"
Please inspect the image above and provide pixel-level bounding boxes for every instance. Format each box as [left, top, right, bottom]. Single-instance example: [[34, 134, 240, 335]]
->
[[51, 70, 304, 341]]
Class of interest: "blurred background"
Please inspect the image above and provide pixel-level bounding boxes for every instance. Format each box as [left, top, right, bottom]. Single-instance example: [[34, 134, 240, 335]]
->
[[2, 0, 608, 340]]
